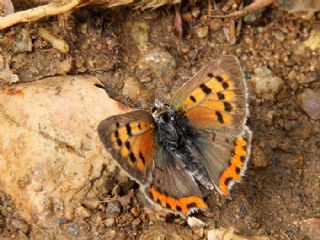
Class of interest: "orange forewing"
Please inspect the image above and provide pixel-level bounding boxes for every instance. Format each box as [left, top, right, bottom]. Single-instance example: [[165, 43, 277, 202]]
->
[[98, 110, 156, 184], [171, 56, 247, 134]]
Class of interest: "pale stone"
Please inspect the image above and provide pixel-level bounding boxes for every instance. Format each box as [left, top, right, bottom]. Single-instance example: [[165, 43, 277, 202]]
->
[[0, 75, 130, 228]]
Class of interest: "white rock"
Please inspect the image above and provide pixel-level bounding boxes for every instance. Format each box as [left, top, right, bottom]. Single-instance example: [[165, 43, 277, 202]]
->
[[251, 66, 284, 100], [0, 75, 130, 228], [187, 216, 206, 228]]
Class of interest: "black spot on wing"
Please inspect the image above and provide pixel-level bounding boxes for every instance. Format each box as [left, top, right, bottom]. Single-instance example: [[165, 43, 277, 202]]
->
[[207, 72, 213, 78], [139, 151, 146, 165], [114, 130, 119, 138], [217, 92, 225, 100], [224, 102, 232, 112], [215, 75, 223, 82], [129, 152, 136, 163], [116, 138, 122, 147], [125, 123, 132, 136], [125, 141, 131, 151], [216, 111, 224, 124], [200, 84, 212, 95], [222, 81, 229, 89], [189, 95, 196, 102]]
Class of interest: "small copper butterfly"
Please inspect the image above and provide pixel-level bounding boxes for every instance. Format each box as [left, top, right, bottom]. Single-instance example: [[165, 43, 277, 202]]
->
[[98, 55, 252, 216]]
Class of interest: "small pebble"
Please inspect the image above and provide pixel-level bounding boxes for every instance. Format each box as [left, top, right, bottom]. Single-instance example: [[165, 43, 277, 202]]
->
[[110, 230, 116, 237], [182, 12, 193, 23], [139, 46, 176, 78], [105, 201, 122, 218], [200, 15, 208, 24], [209, 19, 223, 32], [64, 223, 81, 236], [130, 21, 150, 46], [130, 207, 139, 218], [75, 206, 91, 219], [298, 88, 320, 120], [251, 145, 270, 168], [265, 110, 275, 125], [122, 76, 145, 100], [242, 34, 253, 46], [251, 66, 284, 100], [12, 29, 32, 53], [187, 216, 206, 228], [82, 197, 100, 210], [272, 30, 285, 42], [195, 26, 209, 38], [118, 194, 132, 209], [303, 28, 320, 50], [244, 11, 261, 23], [105, 217, 115, 227], [191, 7, 201, 18]]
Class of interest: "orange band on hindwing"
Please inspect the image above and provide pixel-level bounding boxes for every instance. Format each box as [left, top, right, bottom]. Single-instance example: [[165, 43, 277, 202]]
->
[[219, 136, 248, 196], [147, 186, 207, 215]]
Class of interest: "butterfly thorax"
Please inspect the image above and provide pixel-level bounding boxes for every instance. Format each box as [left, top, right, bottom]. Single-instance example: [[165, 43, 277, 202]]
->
[[154, 107, 215, 191], [156, 109, 190, 150]]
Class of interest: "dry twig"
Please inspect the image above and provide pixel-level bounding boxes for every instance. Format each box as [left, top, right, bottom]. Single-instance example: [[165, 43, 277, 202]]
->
[[0, 0, 82, 30], [213, 0, 276, 18]]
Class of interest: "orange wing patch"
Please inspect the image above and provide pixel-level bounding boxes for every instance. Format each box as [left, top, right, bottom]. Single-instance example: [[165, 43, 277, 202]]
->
[[219, 136, 248, 196], [148, 186, 207, 215], [181, 74, 235, 110], [179, 74, 239, 129], [110, 120, 155, 172]]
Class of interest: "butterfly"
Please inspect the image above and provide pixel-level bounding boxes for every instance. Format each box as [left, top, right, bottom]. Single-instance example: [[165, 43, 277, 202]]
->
[[98, 55, 252, 216]]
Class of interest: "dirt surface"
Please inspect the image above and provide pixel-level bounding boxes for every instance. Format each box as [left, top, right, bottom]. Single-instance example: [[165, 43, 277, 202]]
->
[[0, 1, 319, 239]]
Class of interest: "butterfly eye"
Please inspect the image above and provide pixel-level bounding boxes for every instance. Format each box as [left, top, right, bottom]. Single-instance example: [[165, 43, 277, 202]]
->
[[151, 107, 157, 113]]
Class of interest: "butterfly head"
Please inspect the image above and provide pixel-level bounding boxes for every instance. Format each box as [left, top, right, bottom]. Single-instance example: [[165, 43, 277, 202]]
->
[[151, 99, 171, 121]]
